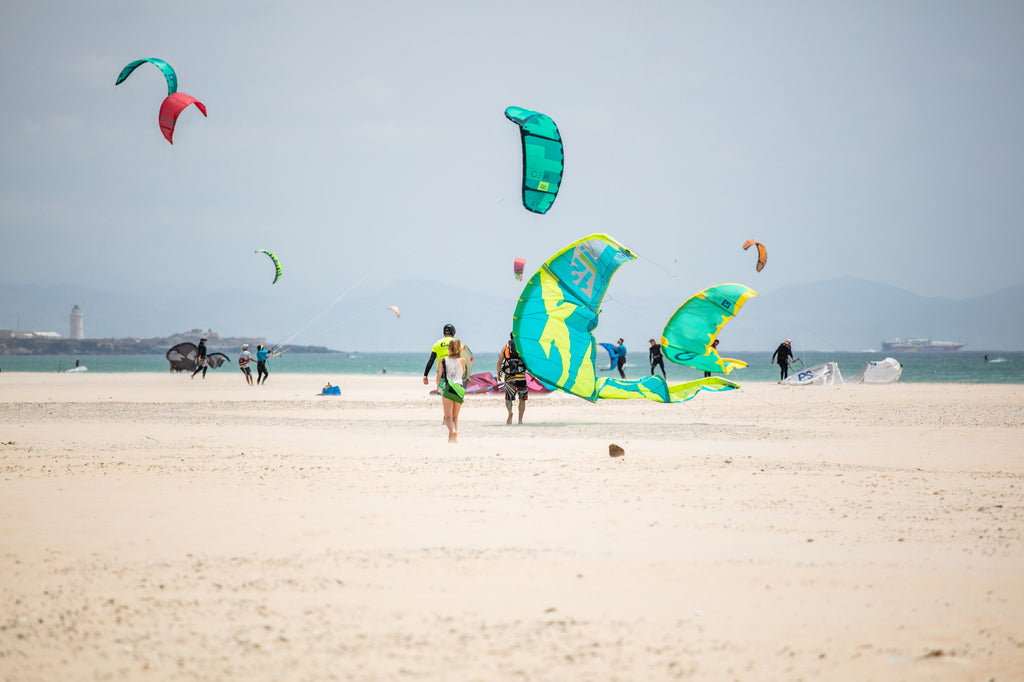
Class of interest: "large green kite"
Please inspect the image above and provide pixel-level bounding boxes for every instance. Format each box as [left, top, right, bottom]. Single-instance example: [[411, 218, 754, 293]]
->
[[504, 106, 563, 215]]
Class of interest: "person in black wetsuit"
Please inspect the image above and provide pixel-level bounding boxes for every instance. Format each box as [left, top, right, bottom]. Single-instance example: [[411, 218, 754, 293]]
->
[[191, 337, 208, 379], [770, 338, 795, 381], [614, 339, 627, 379], [648, 338, 666, 378], [422, 324, 456, 386], [704, 339, 719, 378]]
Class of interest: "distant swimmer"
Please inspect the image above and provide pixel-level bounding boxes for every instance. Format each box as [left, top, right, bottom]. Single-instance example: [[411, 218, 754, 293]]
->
[[770, 338, 795, 381], [423, 323, 456, 386], [648, 339, 666, 379]]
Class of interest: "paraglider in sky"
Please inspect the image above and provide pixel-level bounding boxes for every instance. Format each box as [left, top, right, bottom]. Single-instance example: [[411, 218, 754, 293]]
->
[[660, 283, 758, 374], [159, 93, 207, 144], [512, 234, 738, 403], [254, 249, 282, 284], [115, 58, 178, 96], [513, 257, 526, 281], [504, 106, 563, 215], [743, 240, 767, 272], [387, 306, 400, 318]]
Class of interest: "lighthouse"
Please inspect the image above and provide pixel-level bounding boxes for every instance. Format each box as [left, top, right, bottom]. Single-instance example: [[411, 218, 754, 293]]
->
[[70, 305, 84, 340]]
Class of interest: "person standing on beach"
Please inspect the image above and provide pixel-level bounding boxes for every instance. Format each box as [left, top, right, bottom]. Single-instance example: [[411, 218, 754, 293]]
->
[[423, 324, 456, 385], [436, 338, 466, 442], [497, 333, 528, 425], [614, 338, 627, 379], [771, 338, 795, 381], [191, 337, 208, 379], [648, 338, 666, 379], [704, 339, 719, 378], [256, 344, 270, 385], [238, 344, 255, 386]]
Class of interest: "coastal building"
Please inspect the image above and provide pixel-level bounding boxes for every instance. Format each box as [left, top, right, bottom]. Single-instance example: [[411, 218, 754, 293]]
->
[[70, 305, 84, 340]]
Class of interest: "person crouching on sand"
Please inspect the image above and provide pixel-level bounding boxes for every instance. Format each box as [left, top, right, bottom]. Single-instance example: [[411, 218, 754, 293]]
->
[[436, 338, 466, 443]]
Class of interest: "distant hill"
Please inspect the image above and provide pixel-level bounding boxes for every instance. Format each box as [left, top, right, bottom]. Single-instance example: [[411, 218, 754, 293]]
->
[[1, 278, 1022, 352]]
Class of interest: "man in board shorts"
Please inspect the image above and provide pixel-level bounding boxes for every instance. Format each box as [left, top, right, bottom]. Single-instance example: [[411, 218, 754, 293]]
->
[[238, 343, 255, 386], [497, 333, 528, 425]]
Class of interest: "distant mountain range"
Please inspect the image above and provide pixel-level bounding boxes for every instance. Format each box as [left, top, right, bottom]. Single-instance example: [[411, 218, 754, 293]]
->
[[2, 277, 1022, 352]]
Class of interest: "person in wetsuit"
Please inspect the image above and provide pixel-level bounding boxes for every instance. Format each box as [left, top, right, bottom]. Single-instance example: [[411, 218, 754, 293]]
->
[[614, 338, 627, 379], [423, 324, 456, 385], [771, 338, 795, 381], [256, 344, 270, 385], [191, 337, 208, 379], [648, 338, 666, 379], [704, 339, 719, 378]]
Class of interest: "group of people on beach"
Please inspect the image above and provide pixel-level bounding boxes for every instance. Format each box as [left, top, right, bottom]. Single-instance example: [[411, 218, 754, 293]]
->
[[191, 337, 270, 385], [421, 324, 530, 443]]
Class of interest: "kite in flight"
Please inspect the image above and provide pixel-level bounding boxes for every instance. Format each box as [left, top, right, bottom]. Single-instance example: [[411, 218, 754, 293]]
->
[[512, 234, 738, 403], [660, 283, 757, 375], [388, 306, 400, 318], [505, 106, 563, 215], [743, 240, 767, 272], [514, 257, 526, 281], [254, 249, 282, 284], [159, 93, 207, 144], [115, 58, 178, 95]]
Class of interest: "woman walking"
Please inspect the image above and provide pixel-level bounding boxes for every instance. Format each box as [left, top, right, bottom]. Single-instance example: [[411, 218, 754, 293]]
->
[[436, 338, 466, 443]]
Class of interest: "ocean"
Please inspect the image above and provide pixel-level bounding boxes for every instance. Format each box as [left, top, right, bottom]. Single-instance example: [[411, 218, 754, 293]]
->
[[2, 350, 1023, 384]]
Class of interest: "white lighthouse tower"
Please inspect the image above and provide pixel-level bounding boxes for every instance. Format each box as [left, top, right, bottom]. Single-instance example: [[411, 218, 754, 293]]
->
[[70, 305, 84, 340]]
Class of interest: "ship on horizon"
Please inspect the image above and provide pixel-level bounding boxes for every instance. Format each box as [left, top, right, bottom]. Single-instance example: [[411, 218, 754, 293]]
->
[[881, 338, 965, 352]]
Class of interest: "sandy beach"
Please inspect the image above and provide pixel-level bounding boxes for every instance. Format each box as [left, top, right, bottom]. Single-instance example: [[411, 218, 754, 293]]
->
[[1, 371, 1022, 681]]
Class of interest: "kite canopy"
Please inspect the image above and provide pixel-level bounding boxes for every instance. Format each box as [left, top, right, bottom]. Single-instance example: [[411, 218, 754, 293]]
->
[[159, 92, 207, 144], [165, 343, 229, 372], [513, 257, 526, 281], [512, 233, 738, 403], [115, 57, 178, 95], [505, 106, 563, 214], [660, 283, 757, 374], [254, 249, 282, 284], [598, 342, 617, 371], [743, 240, 767, 272], [387, 306, 400, 318]]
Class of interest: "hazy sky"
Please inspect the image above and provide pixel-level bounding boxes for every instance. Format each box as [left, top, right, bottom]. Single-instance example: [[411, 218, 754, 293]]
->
[[2, 1, 1022, 343]]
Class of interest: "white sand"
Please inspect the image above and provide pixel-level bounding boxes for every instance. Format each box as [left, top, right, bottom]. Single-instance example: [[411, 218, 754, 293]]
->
[[1, 372, 1022, 681]]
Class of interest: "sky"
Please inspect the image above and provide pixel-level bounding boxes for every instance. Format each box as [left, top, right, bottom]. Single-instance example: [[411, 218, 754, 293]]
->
[[2, 1, 1023, 347]]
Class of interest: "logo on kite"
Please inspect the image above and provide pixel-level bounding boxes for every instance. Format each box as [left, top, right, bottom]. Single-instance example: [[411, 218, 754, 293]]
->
[[513, 257, 526, 281], [387, 306, 400, 318], [742, 240, 767, 272], [504, 106, 563, 215], [159, 93, 207, 145], [254, 249, 282, 284], [115, 58, 178, 96]]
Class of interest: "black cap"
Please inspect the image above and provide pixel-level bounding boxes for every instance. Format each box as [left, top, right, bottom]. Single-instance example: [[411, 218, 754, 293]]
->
[[443, 324, 455, 335]]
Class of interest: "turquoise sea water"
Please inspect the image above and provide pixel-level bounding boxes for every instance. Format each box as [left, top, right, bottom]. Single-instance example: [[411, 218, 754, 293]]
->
[[2, 351, 1023, 384]]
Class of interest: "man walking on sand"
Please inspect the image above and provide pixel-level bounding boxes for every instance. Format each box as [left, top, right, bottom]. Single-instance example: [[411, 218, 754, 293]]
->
[[497, 333, 528, 424]]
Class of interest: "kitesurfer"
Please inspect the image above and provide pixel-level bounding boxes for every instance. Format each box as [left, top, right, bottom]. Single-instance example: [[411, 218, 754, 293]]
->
[[191, 337, 208, 379], [614, 339, 627, 379], [436, 338, 466, 443], [239, 344, 255, 386], [648, 339, 666, 379], [704, 339, 719, 378], [771, 339, 795, 381], [497, 333, 528, 425], [256, 344, 269, 385], [422, 324, 456, 385]]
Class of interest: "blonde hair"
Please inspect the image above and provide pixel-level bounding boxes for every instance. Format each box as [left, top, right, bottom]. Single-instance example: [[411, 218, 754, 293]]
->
[[447, 339, 462, 357]]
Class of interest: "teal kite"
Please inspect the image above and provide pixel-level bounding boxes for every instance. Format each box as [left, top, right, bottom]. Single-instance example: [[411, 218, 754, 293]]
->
[[505, 106, 563, 214], [255, 249, 282, 284], [115, 58, 178, 96], [512, 234, 738, 403], [660, 283, 758, 374]]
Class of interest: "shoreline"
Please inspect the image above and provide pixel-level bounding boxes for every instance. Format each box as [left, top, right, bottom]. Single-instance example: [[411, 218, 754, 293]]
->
[[1, 372, 1022, 680]]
